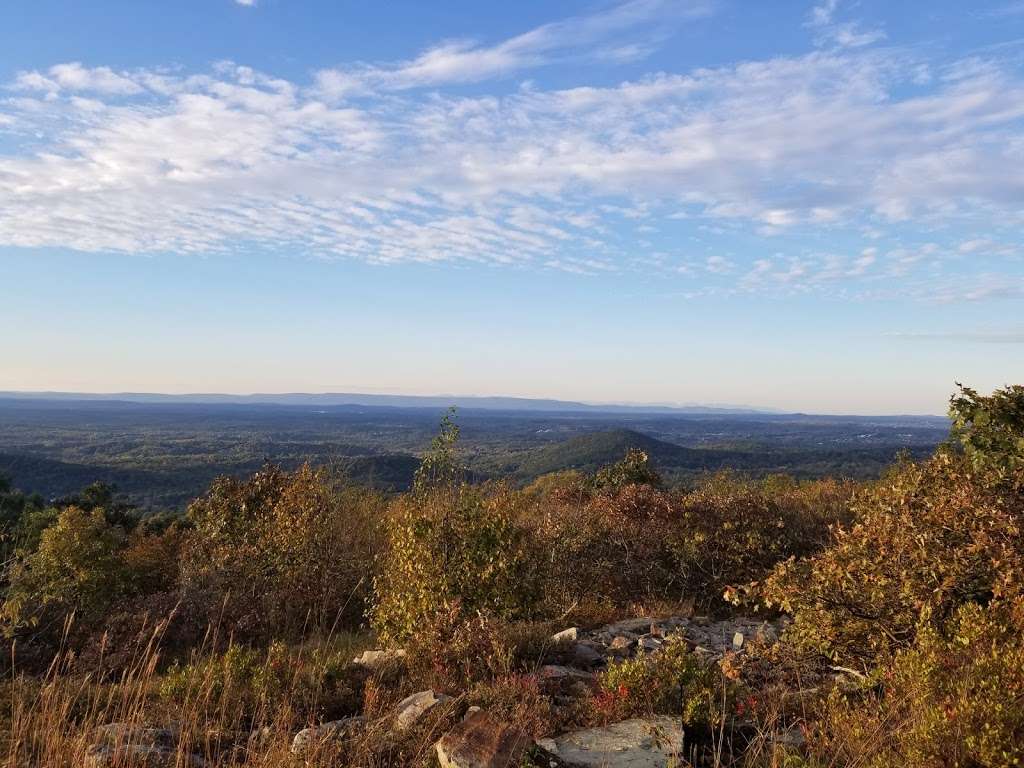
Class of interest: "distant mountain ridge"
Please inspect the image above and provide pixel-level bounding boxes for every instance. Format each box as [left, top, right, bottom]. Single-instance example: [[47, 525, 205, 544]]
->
[[0, 391, 774, 415]]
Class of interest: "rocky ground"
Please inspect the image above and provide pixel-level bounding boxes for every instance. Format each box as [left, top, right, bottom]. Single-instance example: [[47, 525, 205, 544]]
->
[[83, 614, 786, 768]]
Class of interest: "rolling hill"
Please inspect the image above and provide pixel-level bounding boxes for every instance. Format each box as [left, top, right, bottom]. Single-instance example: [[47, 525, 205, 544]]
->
[[495, 428, 933, 483]]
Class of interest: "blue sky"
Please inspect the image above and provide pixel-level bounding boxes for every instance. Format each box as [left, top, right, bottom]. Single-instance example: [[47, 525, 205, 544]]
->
[[1, 1, 1023, 414]]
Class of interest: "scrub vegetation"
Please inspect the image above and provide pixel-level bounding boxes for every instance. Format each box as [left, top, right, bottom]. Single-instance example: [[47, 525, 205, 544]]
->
[[1, 384, 1021, 767]]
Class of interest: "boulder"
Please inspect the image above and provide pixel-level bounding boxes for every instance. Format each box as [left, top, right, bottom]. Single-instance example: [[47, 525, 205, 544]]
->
[[551, 627, 580, 643], [604, 618, 657, 634], [85, 723, 204, 768], [436, 710, 531, 768], [535, 717, 684, 768], [291, 717, 365, 755], [394, 690, 452, 731], [93, 724, 177, 750], [572, 643, 604, 668], [353, 649, 407, 668], [539, 664, 596, 684]]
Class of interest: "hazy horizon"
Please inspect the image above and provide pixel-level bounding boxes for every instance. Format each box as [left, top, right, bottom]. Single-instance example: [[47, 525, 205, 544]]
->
[[0, 387, 953, 417], [2, 1, 1022, 413]]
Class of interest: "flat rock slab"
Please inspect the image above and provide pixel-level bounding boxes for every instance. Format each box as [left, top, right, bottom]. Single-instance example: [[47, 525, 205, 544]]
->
[[536, 717, 684, 768], [436, 711, 531, 768]]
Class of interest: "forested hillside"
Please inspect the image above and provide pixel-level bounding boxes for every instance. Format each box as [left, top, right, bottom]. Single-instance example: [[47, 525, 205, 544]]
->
[[0, 398, 947, 510]]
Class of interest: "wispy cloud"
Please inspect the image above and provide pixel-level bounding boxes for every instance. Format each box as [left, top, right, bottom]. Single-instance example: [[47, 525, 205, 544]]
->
[[806, 0, 885, 49], [314, 0, 714, 97]]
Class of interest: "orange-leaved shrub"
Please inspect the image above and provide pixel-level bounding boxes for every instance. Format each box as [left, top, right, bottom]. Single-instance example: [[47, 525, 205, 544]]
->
[[181, 464, 384, 640], [761, 386, 1024, 665], [534, 465, 854, 618]]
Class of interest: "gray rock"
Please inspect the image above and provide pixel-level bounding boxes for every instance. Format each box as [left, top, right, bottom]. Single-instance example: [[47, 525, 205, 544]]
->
[[291, 717, 365, 755], [394, 690, 452, 731], [603, 618, 657, 635], [638, 637, 663, 652], [572, 643, 604, 667], [536, 717, 684, 768], [609, 636, 634, 651], [682, 618, 779, 658], [436, 710, 531, 768], [84, 744, 206, 768], [85, 724, 203, 768]]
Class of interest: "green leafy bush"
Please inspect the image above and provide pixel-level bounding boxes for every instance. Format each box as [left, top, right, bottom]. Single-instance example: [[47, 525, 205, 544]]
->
[[809, 600, 1024, 768], [591, 448, 662, 492], [370, 484, 538, 643], [2, 507, 129, 638], [159, 639, 365, 723], [950, 382, 1024, 480], [593, 639, 728, 730]]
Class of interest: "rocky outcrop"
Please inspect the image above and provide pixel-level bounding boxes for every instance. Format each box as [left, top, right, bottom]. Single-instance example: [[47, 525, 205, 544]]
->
[[535, 717, 684, 768], [435, 710, 531, 768], [550, 614, 783, 667]]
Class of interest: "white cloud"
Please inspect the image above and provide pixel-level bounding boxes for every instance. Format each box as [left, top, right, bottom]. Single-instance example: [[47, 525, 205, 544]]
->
[[848, 247, 877, 275], [959, 238, 993, 253], [14, 62, 143, 95], [235, 0, 257, 5], [1, 39, 1023, 298], [809, 0, 840, 27], [705, 255, 735, 274]]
